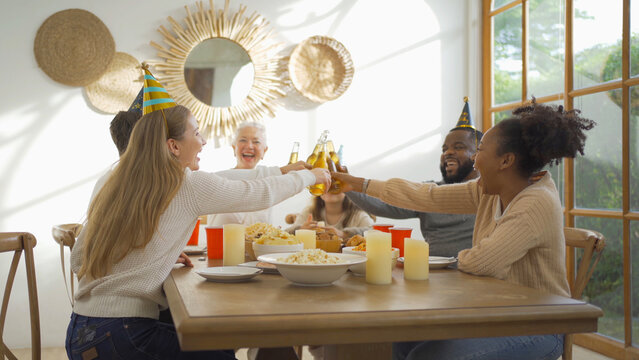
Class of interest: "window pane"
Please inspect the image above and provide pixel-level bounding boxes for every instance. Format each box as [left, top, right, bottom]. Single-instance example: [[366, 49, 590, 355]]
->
[[631, 1, 639, 77], [573, 0, 622, 89], [575, 217, 623, 341], [528, 0, 565, 98], [632, 86, 639, 211], [574, 90, 622, 211], [492, 109, 513, 126], [493, 0, 515, 10], [493, 5, 522, 105]]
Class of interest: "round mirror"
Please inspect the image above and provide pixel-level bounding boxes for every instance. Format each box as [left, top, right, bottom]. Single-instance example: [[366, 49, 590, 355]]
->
[[184, 38, 254, 107], [152, 2, 284, 145]]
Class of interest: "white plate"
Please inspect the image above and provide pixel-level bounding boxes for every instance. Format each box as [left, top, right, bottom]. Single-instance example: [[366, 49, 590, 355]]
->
[[257, 253, 366, 286], [397, 256, 457, 269], [183, 245, 206, 255], [195, 266, 262, 283], [237, 261, 279, 274]]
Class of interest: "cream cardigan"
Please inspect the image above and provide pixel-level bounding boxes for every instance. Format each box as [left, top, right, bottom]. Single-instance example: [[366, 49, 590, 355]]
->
[[367, 172, 570, 297]]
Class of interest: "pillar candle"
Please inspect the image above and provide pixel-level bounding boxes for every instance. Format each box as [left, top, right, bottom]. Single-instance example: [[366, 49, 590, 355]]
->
[[223, 224, 245, 266], [296, 229, 316, 249], [404, 238, 429, 280], [366, 231, 392, 285]]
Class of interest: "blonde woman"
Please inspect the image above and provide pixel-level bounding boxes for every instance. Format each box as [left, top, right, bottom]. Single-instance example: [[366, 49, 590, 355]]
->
[[66, 105, 330, 360]]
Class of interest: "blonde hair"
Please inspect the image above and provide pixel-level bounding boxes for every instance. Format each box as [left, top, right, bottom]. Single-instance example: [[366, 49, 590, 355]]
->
[[79, 106, 191, 279]]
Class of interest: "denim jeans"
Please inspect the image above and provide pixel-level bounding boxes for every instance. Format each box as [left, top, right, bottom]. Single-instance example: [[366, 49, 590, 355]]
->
[[66, 313, 236, 360], [393, 334, 564, 360]]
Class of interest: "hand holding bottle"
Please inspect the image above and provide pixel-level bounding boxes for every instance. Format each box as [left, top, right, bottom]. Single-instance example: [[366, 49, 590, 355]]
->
[[330, 172, 366, 193], [310, 168, 331, 192]]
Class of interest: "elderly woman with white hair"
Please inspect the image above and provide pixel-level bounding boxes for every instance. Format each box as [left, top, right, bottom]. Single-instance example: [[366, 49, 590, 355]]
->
[[207, 121, 277, 226]]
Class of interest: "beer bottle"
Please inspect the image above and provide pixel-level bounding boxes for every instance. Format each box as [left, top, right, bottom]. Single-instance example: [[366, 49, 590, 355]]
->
[[288, 142, 300, 164], [308, 142, 329, 196], [326, 141, 344, 193], [306, 130, 329, 166]]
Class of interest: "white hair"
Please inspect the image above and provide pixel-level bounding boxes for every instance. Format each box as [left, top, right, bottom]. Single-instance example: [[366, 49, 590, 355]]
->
[[232, 121, 267, 145]]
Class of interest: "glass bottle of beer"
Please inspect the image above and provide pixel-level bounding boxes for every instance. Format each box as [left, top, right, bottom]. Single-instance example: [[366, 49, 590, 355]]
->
[[306, 130, 329, 166], [326, 141, 344, 193], [288, 142, 300, 164], [308, 142, 329, 196]]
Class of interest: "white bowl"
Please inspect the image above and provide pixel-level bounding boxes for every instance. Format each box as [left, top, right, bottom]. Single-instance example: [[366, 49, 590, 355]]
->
[[257, 252, 366, 286], [342, 246, 399, 276], [252, 242, 304, 259]]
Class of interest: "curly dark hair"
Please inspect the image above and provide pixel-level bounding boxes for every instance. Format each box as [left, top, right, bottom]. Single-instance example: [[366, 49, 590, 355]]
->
[[495, 99, 596, 177], [110, 110, 142, 156]]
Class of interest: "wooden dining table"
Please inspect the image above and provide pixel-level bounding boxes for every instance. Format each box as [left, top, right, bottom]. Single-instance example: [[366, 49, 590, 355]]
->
[[164, 258, 602, 359]]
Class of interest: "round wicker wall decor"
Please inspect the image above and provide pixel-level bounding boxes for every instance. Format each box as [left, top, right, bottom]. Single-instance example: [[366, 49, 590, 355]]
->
[[34, 9, 115, 87], [84, 52, 142, 114], [288, 36, 354, 103]]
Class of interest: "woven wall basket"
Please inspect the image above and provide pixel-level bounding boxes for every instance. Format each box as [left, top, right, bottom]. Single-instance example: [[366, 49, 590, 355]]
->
[[34, 9, 115, 87], [85, 52, 142, 114], [288, 35, 354, 103]]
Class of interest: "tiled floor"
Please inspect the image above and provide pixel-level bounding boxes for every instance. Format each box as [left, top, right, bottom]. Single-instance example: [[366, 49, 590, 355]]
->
[[10, 345, 614, 359]]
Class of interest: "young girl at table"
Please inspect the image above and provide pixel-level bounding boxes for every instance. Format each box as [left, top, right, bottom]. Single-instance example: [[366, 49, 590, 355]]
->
[[332, 100, 595, 360], [286, 191, 374, 239], [66, 100, 330, 359]]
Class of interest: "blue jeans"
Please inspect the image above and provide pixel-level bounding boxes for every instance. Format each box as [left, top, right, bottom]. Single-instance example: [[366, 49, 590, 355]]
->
[[66, 313, 236, 360], [393, 334, 564, 360]]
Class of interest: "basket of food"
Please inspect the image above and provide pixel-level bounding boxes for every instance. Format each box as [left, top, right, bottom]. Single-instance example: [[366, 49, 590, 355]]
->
[[245, 223, 303, 260]]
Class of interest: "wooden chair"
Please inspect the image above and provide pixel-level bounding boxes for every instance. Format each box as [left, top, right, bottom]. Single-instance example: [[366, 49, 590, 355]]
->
[[562, 227, 606, 360], [0, 232, 40, 360], [52, 223, 82, 306]]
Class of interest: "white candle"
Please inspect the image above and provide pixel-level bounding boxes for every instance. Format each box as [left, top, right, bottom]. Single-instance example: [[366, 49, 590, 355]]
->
[[296, 229, 316, 249], [223, 224, 245, 266], [404, 238, 429, 280], [366, 231, 392, 284]]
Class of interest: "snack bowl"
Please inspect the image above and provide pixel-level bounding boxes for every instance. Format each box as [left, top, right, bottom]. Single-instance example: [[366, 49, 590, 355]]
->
[[342, 246, 400, 276], [257, 252, 366, 286], [253, 243, 303, 259]]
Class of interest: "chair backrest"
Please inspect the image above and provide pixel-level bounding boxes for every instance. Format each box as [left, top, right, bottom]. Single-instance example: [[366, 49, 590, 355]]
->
[[0, 232, 40, 360], [52, 223, 83, 306], [562, 226, 606, 360]]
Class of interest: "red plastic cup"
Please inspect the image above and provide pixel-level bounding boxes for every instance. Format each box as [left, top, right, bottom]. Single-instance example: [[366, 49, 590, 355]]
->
[[372, 224, 394, 233], [205, 226, 224, 259], [390, 227, 412, 257], [187, 219, 201, 245]]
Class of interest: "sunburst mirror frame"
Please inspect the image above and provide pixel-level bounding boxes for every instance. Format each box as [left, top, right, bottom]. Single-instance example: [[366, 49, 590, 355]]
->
[[150, 0, 285, 144]]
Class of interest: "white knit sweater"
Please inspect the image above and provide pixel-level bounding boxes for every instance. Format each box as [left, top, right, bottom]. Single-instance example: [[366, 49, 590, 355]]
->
[[71, 168, 315, 319]]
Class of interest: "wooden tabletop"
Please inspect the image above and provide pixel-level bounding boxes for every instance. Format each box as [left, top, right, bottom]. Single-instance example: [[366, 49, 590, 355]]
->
[[164, 259, 602, 352]]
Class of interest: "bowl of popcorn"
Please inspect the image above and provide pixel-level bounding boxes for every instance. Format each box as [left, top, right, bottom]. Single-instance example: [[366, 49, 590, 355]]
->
[[246, 223, 303, 259], [342, 244, 400, 276], [257, 249, 366, 286]]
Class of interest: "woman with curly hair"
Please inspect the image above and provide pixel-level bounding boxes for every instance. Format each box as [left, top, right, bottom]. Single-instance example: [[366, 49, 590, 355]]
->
[[332, 100, 596, 360]]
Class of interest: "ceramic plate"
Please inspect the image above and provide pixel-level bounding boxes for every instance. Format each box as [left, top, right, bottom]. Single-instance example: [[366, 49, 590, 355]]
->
[[195, 266, 262, 283], [397, 256, 457, 269], [183, 245, 206, 255], [237, 261, 279, 274]]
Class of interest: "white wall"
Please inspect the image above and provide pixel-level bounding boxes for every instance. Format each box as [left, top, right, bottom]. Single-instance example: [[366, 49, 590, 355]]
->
[[0, 0, 480, 348]]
